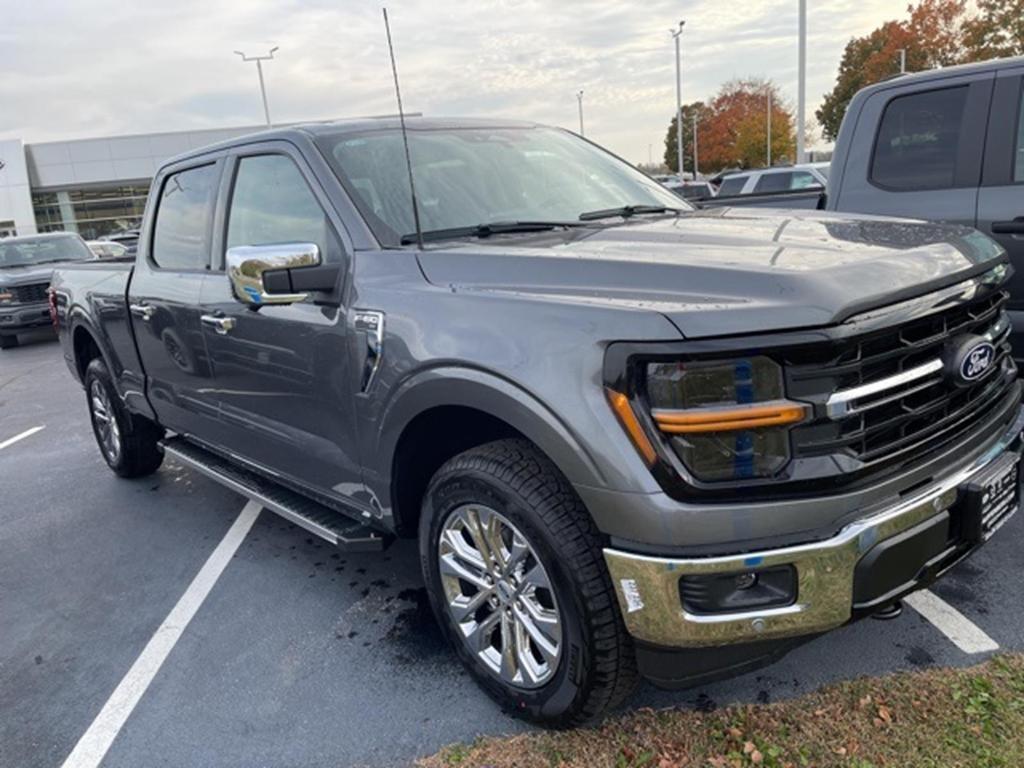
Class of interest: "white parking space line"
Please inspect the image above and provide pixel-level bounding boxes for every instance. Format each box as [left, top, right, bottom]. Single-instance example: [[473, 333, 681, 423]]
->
[[59, 501, 262, 768], [904, 589, 999, 655], [0, 425, 45, 451]]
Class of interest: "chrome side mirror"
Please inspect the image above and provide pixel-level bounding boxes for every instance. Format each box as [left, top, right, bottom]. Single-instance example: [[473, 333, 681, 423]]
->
[[226, 243, 321, 306]]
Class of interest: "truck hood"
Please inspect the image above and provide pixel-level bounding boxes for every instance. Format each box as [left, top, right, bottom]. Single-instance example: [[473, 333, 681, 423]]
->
[[0, 262, 69, 288], [415, 208, 1007, 338]]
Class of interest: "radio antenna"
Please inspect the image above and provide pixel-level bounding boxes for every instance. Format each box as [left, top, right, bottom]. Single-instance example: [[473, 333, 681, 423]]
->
[[382, 8, 424, 249]]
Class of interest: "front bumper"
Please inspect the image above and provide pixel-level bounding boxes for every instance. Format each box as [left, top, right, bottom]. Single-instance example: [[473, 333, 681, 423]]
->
[[604, 407, 1024, 650], [0, 301, 51, 333]]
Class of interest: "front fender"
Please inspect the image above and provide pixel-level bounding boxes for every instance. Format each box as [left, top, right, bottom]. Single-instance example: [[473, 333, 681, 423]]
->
[[363, 365, 608, 512]]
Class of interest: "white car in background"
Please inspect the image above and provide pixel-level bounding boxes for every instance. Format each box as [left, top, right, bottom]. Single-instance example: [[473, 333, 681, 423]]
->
[[86, 240, 129, 260], [716, 162, 829, 197]]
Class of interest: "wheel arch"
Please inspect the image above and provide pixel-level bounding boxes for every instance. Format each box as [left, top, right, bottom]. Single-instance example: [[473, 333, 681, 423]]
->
[[374, 367, 606, 537]]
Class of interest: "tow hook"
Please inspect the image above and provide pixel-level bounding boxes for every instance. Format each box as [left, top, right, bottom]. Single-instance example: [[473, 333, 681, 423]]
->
[[872, 601, 903, 621]]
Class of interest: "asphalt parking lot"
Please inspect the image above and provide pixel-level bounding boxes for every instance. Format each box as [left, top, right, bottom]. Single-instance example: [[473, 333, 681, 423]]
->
[[2, 330, 1023, 768]]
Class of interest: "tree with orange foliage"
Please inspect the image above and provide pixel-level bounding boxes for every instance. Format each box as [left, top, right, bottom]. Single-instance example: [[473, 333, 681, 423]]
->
[[964, 0, 1024, 61], [664, 80, 795, 173]]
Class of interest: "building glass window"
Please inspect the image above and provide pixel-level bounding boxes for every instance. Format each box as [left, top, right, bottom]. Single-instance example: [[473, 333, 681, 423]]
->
[[32, 184, 150, 241]]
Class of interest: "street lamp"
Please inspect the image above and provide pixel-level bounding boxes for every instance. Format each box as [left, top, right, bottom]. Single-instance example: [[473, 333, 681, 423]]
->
[[796, 0, 806, 164], [234, 47, 279, 126], [576, 90, 585, 136], [671, 21, 685, 179], [898, 48, 907, 73]]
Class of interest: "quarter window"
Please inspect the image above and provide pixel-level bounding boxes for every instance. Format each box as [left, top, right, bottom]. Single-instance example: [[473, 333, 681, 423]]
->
[[227, 154, 331, 258], [717, 176, 748, 196], [871, 86, 968, 191], [151, 164, 218, 270]]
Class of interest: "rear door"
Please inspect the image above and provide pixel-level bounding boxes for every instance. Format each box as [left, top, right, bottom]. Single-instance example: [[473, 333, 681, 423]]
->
[[198, 144, 362, 500], [977, 67, 1024, 366], [832, 72, 994, 224], [129, 160, 221, 437]]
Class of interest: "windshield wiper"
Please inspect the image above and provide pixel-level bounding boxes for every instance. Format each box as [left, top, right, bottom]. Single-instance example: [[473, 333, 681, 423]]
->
[[578, 204, 682, 221], [399, 221, 584, 246]]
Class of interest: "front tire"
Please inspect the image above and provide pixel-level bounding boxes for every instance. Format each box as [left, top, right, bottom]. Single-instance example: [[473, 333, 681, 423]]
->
[[419, 439, 637, 726], [84, 357, 165, 478]]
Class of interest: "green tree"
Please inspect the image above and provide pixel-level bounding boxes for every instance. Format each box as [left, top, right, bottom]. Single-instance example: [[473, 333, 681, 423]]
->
[[663, 101, 708, 175], [964, 0, 1024, 60]]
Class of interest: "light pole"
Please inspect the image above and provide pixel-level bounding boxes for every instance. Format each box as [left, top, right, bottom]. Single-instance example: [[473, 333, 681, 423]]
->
[[692, 111, 699, 178], [576, 90, 585, 136], [671, 21, 685, 179], [898, 48, 907, 73], [234, 47, 279, 126], [796, 0, 806, 164], [767, 88, 773, 168]]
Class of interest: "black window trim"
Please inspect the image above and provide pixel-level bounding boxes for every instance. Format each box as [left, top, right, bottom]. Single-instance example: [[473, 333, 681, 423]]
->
[[867, 79, 992, 194], [215, 142, 344, 273], [146, 158, 223, 274]]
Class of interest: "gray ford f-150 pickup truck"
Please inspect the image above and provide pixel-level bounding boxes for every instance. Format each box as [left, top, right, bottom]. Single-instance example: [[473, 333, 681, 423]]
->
[[52, 117, 1023, 725]]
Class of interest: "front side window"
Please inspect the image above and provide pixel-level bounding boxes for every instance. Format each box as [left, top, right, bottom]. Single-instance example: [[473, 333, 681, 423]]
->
[[318, 126, 690, 245], [716, 175, 748, 196], [226, 154, 332, 258], [871, 86, 968, 191], [151, 164, 218, 270]]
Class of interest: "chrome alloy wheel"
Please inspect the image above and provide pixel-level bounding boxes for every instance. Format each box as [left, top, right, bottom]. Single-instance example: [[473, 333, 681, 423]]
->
[[89, 379, 121, 464], [438, 505, 562, 689]]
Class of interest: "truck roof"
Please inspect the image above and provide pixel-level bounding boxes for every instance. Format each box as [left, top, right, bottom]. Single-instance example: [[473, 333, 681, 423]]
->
[[164, 116, 543, 167], [854, 54, 1024, 99]]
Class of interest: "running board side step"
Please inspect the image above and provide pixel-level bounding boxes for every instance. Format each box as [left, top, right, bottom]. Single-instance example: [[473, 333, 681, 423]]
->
[[162, 437, 389, 552]]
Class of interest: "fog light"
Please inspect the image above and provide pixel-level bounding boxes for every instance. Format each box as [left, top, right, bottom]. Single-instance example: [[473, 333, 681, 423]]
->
[[679, 565, 797, 615]]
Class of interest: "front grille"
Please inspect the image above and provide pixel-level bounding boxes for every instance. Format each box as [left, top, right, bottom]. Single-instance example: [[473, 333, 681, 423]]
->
[[10, 282, 50, 303], [785, 289, 1017, 474]]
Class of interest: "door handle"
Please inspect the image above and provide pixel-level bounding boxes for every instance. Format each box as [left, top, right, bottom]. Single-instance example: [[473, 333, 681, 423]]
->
[[129, 303, 156, 321], [201, 314, 236, 335], [992, 218, 1024, 235]]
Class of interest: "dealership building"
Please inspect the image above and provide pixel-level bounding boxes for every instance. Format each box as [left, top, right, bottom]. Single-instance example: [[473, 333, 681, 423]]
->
[[0, 124, 271, 241]]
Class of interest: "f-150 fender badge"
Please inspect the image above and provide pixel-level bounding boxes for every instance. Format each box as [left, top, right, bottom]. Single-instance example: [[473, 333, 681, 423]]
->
[[620, 578, 644, 613], [354, 310, 385, 392]]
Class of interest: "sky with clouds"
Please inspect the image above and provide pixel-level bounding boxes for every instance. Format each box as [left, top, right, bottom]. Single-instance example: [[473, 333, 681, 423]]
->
[[1, 0, 916, 163]]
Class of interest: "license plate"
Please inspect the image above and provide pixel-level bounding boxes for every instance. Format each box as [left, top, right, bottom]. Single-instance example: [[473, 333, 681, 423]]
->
[[963, 453, 1020, 542]]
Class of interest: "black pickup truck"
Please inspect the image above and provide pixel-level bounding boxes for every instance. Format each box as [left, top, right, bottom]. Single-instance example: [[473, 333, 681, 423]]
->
[[52, 117, 1022, 725], [702, 56, 1024, 366]]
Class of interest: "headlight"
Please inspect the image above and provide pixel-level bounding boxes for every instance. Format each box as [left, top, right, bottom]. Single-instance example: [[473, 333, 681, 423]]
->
[[644, 356, 805, 481]]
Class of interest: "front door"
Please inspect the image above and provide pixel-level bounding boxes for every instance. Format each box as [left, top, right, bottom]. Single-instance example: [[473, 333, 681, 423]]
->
[[199, 147, 363, 503], [129, 161, 221, 438], [977, 69, 1024, 367]]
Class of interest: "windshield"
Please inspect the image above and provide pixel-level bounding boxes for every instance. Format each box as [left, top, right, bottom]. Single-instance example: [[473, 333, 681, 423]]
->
[[0, 234, 94, 268], [318, 126, 691, 245]]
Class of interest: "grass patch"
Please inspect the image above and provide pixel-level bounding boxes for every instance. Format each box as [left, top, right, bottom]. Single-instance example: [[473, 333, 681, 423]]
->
[[419, 653, 1024, 768]]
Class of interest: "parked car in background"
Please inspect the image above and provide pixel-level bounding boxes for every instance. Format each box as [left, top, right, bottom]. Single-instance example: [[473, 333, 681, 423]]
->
[[100, 229, 141, 257], [699, 55, 1024, 367], [0, 232, 94, 348], [714, 163, 828, 197], [665, 179, 715, 201], [87, 240, 129, 260], [51, 117, 1022, 724]]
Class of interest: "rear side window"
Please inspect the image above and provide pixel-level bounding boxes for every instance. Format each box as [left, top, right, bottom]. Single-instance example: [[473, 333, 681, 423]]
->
[[227, 154, 331, 259], [717, 176, 748, 196], [871, 86, 968, 191], [151, 164, 218, 270], [754, 172, 793, 193]]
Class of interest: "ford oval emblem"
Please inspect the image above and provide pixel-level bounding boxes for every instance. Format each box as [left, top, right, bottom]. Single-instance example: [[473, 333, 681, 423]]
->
[[959, 341, 995, 382]]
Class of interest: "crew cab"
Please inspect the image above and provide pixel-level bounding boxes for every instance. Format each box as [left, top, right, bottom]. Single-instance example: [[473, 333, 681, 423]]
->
[[702, 56, 1024, 368], [51, 117, 1022, 725]]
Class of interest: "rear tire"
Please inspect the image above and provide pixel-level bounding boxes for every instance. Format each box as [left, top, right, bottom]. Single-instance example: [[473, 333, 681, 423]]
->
[[0, 335, 19, 349], [84, 357, 165, 478], [419, 438, 638, 727]]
